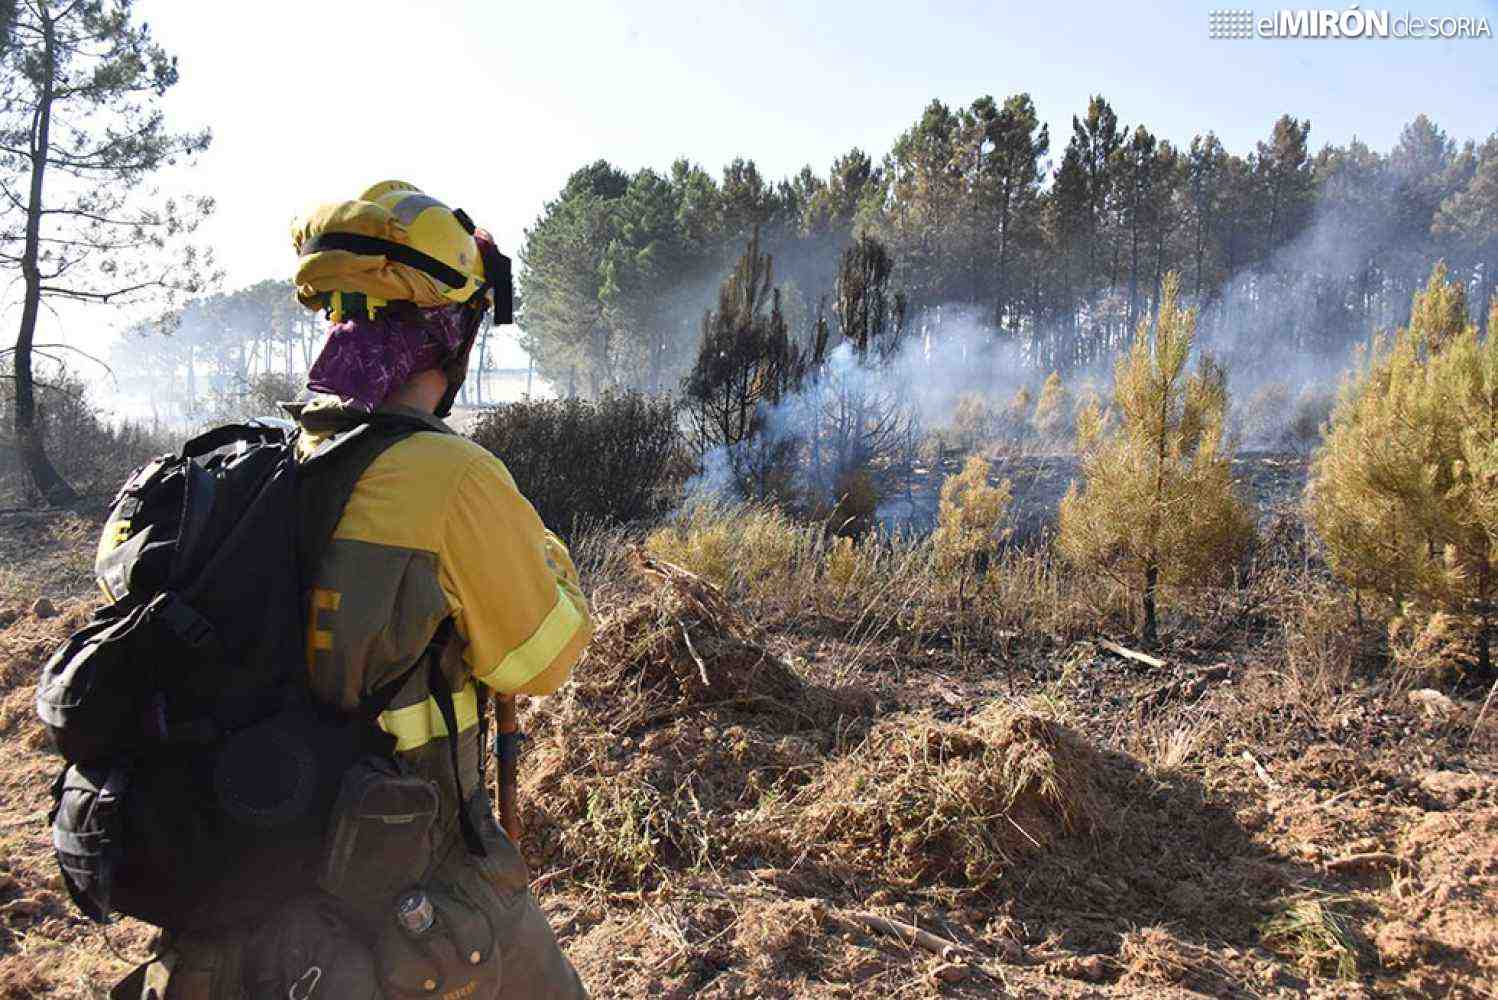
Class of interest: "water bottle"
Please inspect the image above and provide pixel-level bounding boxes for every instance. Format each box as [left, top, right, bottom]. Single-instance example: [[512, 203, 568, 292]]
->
[[395, 889, 434, 936]]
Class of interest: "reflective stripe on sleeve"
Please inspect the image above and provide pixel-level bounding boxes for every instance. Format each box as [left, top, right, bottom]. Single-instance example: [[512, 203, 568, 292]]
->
[[378, 681, 479, 752], [473, 583, 585, 692]]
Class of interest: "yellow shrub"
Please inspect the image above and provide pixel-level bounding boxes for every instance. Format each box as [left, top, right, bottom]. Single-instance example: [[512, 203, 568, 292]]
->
[[645, 504, 735, 587], [645, 501, 812, 603], [823, 532, 883, 599], [1031, 371, 1073, 442], [949, 392, 997, 451], [932, 455, 1013, 576], [1308, 264, 1498, 681]]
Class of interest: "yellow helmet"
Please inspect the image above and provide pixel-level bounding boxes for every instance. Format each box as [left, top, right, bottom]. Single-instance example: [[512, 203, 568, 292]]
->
[[292, 180, 487, 319]]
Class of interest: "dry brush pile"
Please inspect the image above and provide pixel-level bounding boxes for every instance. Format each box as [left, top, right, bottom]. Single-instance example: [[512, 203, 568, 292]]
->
[[509, 547, 1397, 997]]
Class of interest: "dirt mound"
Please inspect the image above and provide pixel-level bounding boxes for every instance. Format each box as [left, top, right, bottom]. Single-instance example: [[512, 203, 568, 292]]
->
[[559, 552, 867, 734], [762, 704, 1104, 890], [0, 598, 94, 748], [517, 554, 874, 884]]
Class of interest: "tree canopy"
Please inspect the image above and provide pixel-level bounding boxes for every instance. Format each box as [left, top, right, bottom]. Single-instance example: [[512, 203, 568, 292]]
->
[[1, 0, 211, 500]]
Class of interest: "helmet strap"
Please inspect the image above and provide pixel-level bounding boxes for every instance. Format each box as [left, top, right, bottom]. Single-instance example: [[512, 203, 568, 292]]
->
[[475, 238, 514, 326], [434, 300, 489, 419]]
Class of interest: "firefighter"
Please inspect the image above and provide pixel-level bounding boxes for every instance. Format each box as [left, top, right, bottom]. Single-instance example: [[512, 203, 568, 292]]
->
[[158, 181, 592, 999]]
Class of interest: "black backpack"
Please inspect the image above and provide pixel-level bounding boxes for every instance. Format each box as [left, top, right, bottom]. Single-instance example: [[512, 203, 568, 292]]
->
[[35, 414, 438, 930]]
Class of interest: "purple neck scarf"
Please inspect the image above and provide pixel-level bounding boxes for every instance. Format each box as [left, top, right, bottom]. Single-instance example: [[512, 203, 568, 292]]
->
[[307, 304, 471, 411]]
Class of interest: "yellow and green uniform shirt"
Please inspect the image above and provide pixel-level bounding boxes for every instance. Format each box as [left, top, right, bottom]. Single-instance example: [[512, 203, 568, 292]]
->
[[296, 398, 591, 757]]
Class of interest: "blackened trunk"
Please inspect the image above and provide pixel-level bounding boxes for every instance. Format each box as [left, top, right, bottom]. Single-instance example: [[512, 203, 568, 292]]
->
[[1479, 615, 1493, 684], [1142, 563, 1159, 646]]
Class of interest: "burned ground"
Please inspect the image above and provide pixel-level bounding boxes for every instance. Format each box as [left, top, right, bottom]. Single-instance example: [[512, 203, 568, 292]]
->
[[883, 451, 1311, 541], [0, 500, 1495, 998]]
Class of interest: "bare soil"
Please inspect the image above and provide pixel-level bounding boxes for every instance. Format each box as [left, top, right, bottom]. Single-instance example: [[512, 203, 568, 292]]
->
[[1, 506, 1495, 998]]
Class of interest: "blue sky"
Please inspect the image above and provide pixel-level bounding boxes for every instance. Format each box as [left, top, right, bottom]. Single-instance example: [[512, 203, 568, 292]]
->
[[56, 0, 1498, 362]]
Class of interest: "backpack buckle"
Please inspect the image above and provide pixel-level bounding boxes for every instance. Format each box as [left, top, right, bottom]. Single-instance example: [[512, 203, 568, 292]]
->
[[147, 592, 215, 650], [288, 965, 321, 999]]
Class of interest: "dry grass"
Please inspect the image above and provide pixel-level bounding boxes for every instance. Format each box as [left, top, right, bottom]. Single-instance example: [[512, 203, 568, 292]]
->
[[1259, 894, 1363, 981], [645, 499, 1134, 675], [758, 702, 1103, 891], [5, 493, 1498, 997], [1117, 925, 1239, 993]]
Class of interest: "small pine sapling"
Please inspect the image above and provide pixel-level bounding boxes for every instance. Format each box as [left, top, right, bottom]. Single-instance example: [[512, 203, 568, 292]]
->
[[1058, 272, 1254, 645]]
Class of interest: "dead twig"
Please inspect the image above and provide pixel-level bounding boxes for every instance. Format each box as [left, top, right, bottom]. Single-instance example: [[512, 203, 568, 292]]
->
[[837, 909, 969, 962], [1098, 638, 1165, 669], [1241, 750, 1279, 790], [1470, 676, 1498, 747], [680, 622, 711, 689]]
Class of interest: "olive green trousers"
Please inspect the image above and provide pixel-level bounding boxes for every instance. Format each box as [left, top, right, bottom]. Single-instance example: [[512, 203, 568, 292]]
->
[[112, 798, 585, 1000]]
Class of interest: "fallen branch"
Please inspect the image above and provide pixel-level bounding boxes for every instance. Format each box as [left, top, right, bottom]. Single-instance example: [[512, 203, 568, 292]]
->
[[0, 811, 47, 833], [930, 962, 968, 983], [1470, 676, 1498, 748], [1325, 852, 1401, 873], [1097, 638, 1165, 669], [837, 910, 969, 962], [1141, 664, 1232, 708]]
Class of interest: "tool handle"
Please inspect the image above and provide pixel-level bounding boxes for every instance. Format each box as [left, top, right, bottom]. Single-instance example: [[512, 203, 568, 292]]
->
[[494, 695, 522, 843]]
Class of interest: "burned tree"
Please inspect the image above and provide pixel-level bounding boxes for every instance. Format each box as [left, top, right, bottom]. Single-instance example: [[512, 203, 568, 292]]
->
[[835, 232, 905, 363], [800, 233, 918, 516], [681, 228, 819, 498]]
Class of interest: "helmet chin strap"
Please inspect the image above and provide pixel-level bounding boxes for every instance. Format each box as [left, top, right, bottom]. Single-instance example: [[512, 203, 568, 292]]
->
[[434, 300, 489, 419], [434, 359, 466, 419]]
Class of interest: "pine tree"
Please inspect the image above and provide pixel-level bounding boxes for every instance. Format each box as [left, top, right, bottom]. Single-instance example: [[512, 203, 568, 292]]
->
[[1308, 265, 1498, 682], [1003, 384, 1033, 448], [932, 454, 1012, 603], [1, 0, 212, 503], [1434, 134, 1498, 334], [1031, 371, 1073, 444], [1058, 272, 1254, 644], [949, 392, 995, 452], [681, 228, 818, 499]]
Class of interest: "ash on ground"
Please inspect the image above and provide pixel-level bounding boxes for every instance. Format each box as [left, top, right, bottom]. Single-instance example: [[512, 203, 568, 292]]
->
[[880, 450, 1311, 540]]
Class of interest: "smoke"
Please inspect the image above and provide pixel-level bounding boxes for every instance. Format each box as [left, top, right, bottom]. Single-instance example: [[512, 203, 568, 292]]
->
[[680, 146, 1472, 519], [1188, 166, 1429, 450]]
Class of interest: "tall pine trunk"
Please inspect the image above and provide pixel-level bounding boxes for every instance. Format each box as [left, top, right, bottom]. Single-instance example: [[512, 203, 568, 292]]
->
[[13, 7, 76, 505]]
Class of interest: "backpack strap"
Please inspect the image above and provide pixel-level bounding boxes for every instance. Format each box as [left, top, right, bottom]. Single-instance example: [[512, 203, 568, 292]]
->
[[294, 413, 488, 858], [181, 421, 284, 459], [426, 621, 487, 857], [294, 412, 436, 577]]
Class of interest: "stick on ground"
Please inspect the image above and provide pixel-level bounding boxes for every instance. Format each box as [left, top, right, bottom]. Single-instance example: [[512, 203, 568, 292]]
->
[[1470, 677, 1498, 747], [1097, 638, 1166, 669], [838, 910, 969, 962]]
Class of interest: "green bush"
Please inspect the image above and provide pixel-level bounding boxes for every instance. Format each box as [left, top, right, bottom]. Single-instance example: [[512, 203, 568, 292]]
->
[[468, 391, 685, 535]]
